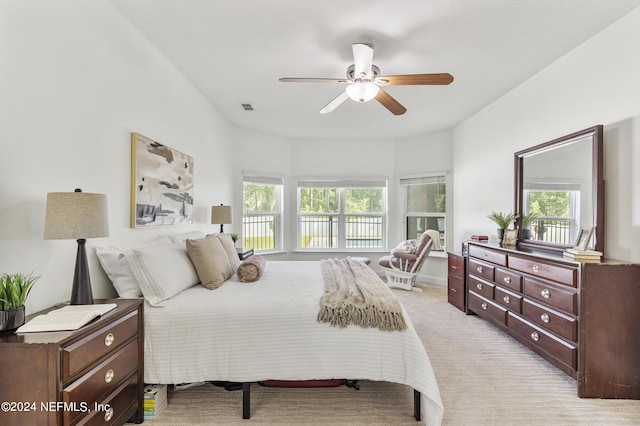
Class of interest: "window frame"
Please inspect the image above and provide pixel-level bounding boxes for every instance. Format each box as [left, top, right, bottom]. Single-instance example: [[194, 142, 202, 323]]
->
[[296, 178, 388, 251], [241, 173, 284, 253], [400, 172, 448, 251]]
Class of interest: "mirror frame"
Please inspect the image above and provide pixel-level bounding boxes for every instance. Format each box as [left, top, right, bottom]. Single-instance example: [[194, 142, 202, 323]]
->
[[514, 125, 604, 255]]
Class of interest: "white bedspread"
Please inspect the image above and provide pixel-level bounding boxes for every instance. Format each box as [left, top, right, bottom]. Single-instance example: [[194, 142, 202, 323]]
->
[[143, 261, 443, 425]]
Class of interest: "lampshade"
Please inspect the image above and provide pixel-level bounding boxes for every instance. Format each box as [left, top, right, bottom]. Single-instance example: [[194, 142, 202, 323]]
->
[[211, 204, 232, 225], [345, 82, 379, 102], [44, 191, 110, 240]]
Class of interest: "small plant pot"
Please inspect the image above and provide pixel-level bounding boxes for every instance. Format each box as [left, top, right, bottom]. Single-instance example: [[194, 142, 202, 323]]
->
[[496, 229, 505, 241], [0, 306, 25, 332], [521, 229, 532, 240]]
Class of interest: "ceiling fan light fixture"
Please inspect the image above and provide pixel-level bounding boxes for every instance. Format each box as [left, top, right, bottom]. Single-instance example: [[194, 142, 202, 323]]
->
[[345, 82, 379, 102]]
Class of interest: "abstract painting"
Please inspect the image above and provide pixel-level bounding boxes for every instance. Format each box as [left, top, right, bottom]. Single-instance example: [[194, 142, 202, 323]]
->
[[130, 132, 194, 228]]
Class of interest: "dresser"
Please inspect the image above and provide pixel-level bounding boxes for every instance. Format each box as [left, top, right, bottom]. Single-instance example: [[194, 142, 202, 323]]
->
[[0, 299, 144, 425], [447, 252, 466, 312], [466, 241, 640, 399]]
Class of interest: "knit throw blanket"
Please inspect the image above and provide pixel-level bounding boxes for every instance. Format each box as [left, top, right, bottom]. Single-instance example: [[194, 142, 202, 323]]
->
[[317, 257, 407, 332]]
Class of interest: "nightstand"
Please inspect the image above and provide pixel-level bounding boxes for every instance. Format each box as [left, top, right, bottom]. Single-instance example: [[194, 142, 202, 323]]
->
[[0, 299, 144, 425], [237, 247, 254, 260], [447, 252, 467, 312]]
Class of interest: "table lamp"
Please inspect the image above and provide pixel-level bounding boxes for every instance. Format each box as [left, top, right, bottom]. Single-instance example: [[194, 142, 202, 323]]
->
[[44, 189, 110, 305], [211, 204, 231, 233]]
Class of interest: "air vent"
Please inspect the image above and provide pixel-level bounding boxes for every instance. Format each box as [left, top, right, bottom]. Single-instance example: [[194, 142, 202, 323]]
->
[[241, 103, 254, 111]]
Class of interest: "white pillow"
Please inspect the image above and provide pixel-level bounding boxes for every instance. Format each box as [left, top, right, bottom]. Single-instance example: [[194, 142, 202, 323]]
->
[[96, 236, 172, 298], [168, 231, 207, 243], [123, 242, 200, 306]]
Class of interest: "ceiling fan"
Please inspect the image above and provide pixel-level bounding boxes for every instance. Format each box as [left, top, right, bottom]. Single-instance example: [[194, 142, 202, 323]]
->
[[279, 43, 454, 115]]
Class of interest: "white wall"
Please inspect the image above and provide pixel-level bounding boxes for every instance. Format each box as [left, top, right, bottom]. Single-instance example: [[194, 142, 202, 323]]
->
[[0, 1, 234, 313], [233, 131, 454, 284], [453, 6, 640, 262]]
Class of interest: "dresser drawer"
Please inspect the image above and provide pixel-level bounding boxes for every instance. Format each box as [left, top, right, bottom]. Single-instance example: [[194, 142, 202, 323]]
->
[[495, 267, 522, 292], [495, 286, 522, 313], [468, 292, 507, 325], [62, 310, 139, 382], [63, 339, 138, 424], [507, 313, 577, 370], [78, 372, 138, 426], [508, 255, 577, 287], [447, 253, 465, 279], [468, 275, 495, 300], [468, 244, 507, 266], [523, 277, 577, 314], [468, 258, 495, 281], [522, 299, 577, 342]]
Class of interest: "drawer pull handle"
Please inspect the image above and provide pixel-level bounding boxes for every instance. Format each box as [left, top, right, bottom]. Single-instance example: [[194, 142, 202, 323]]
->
[[541, 289, 550, 299], [476, 283, 483, 290], [452, 266, 458, 270], [105, 369, 115, 383], [476, 266, 483, 273], [503, 276, 511, 284], [532, 264, 539, 273], [503, 295, 510, 304], [531, 332, 540, 342], [481, 303, 488, 310], [104, 333, 115, 347], [541, 313, 550, 323], [104, 407, 114, 422]]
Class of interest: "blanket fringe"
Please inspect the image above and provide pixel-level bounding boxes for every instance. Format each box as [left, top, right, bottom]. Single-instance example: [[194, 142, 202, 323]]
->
[[317, 257, 407, 332]]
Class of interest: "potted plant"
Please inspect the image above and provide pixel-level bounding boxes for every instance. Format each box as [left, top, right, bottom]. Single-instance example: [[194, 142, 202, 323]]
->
[[486, 211, 519, 240], [520, 212, 539, 239], [230, 233, 239, 247], [0, 272, 39, 332]]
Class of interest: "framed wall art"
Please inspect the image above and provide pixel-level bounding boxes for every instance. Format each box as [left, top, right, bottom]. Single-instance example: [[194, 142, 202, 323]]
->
[[130, 132, 194, 228]]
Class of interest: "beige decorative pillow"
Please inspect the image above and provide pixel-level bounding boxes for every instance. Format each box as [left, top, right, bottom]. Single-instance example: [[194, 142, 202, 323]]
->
[[237, 255, 266, 283], [186, 236, 233, 289], [210, 233, 242, 272]]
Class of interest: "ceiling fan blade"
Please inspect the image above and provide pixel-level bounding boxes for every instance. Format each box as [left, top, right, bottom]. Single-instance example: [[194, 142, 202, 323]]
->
[[375, 89, 407, 115], [279, 77, 349, 83], [376, 73, 454, 86], [319, 91, 349, 114], [352, 43, 374, 78]]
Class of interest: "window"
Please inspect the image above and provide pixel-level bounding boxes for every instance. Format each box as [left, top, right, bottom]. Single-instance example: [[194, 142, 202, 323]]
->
[[401, 174, 447, 250], [524, 182, 580, 245], [242, 174, 283, 252], [297, 179, 387, 250]]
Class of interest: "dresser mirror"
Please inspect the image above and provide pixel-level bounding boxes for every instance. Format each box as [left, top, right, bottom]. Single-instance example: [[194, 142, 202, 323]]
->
[[514, 125, 604, 255]]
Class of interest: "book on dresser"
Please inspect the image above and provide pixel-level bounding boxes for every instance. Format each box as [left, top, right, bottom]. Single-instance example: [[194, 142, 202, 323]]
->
[[563, 248, 603, 262], [16, 303, 117, 333]]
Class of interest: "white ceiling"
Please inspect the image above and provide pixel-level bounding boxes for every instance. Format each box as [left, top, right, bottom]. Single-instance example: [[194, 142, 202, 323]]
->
[[109, 0, 640, 140]]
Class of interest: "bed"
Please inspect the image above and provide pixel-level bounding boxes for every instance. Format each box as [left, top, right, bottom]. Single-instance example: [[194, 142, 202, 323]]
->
[[97, 234, 444, 425]]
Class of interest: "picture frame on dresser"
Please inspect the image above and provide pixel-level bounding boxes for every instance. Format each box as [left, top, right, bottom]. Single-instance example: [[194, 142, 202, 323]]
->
[[573, 227, 593, 251], [503, 229, 518, 246]]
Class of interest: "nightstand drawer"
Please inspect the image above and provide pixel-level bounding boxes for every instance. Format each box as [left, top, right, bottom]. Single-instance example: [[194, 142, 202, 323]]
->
[[62, 310, 138, 382], [78, 372, 138, 426], [448, 253, 465, 278], [63, 339, 138, 424]]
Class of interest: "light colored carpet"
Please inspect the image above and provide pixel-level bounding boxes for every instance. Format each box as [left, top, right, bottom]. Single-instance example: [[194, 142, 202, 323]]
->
[[145, 283, 640, 425]]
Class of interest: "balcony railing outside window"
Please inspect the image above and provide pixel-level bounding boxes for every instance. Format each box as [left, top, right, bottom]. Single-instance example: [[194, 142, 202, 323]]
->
[[299, 214, 383, 249], [243, 213, 278, 250], [532, 217, 571, 245]]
